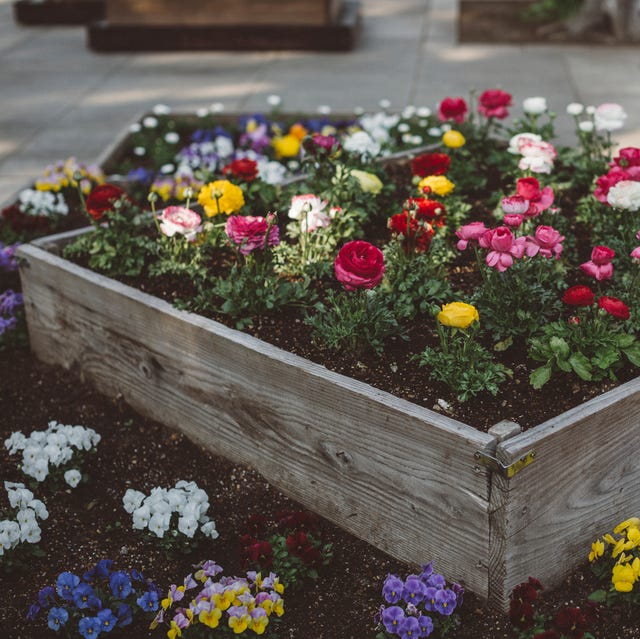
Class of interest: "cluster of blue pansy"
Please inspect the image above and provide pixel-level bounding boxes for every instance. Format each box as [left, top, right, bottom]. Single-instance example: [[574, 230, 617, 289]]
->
[[377, 562, 464, 638], [26, 559, 161, 638]]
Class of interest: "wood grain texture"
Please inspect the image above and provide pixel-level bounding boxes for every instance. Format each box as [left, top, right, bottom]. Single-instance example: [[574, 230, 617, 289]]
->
[[494, 382, 640, 601], [106, 0, 340, 26], [18, 241, 494, 597]]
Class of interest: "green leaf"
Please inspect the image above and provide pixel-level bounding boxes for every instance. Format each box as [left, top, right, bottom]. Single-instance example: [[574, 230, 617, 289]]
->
[[587, 589, 608, 603], [493, 336, 513, 352], [623, 341, 640, 367], [549, 336, 570, 358], [569, 353, 592, 380], [530, 365, 552, 389]]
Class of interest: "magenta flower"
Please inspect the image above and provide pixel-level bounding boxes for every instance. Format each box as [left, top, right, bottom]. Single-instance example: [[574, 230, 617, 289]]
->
[[455, 221, 488, 250], [515, 177, 554, 217], [580, 245, 615, 281], [525, 225, 565, 259], [479, 226, 526, 272], [631, 246, 640, 261], [225, 213, 280, 255]]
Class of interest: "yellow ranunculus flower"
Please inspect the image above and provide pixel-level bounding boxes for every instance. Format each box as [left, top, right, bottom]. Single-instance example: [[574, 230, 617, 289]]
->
[[442, 130, 466, 148], [612, 562, 637, 592], [289, 123, 308, 140], [589, 539, 605, 562], [350, 169, 383, 195], [418, 175, 455, 197], [272, 134, 301, 158], [198, 180, 245, 217], [437, 302, 479, 329]]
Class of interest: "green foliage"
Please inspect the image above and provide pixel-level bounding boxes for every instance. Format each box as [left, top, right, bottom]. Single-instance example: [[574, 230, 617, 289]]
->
[[519, 0, 584, 23], [418, 324, 512, 402], [268, 533, 333, 590], [306, 288, 404, 357], [528, 317, 640, 388], [63, 203, 156, 277]]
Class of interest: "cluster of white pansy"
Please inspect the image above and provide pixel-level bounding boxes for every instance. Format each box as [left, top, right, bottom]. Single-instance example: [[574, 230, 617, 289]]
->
[[123, 480, 219, 541], [0, 482, 48, 558], [17, 188, 69, 218], [342, 130, 382, 161], [4, 421, 100, 486]]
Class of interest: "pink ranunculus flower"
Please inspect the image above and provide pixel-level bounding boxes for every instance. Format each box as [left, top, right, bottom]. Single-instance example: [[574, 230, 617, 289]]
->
[[507, 132, 541, 155], [503, 214, 524, 228], [630, 246, 640, 262], [478, 89, 512, 119], [158, 206, 202, 241], [479, 226, 526, 272], [525, 225, 565, 259], [437, 96, 468, 123], [334, 240, 385, 291], [455, 221, 488, 251], [515, 177, 554, 217], [580, 245, 615, 281], [501, 196, 529, 215], [517, 139, 557, 174], [612, 147, 640, 170], [225, 213, 280, 255], [288, 194, 328, 221]]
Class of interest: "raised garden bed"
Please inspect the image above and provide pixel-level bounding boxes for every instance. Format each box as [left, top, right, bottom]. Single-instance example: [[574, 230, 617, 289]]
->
[[17, 225, 640, 610], [13, 0, 104, 26], [88, 0, 360, 52]]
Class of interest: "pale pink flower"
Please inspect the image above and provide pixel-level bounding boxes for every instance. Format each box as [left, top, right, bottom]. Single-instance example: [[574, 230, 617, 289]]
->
[[479, 226, 527, 272], [594, 103, 627, 132], [158, 206, 202, 241], [580, 245, 615, 281], [455, 221, 488, 251], [525, 225, 565, 259], [501, 196, 529, 215], [288, 194, 328, 221], [517, 139, 557, 174]]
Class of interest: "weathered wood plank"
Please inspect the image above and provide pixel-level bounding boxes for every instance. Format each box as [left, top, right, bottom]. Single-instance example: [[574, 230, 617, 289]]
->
[[18, 241, 494, 597], [493, 383, 640, 602], [106, 0, 341, 26]]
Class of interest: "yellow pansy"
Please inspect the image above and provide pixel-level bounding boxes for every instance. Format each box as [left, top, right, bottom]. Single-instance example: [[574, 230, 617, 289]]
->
[[167, 620, 182, 639], [627, 526, 640, 546], [614, 517, 640, 534], [228, 614, 250, 634], [437, 302, 479, 329], [604, 533, 617, 545], [249, 614, 269, 635], [418, 174, 455, 197], [612, 562, 637, 592], [272, 598, 285, 616], [589, 539, 604, 562], [442, 130, 466, 148], [272, 134, 301, 158], [198, 607, 222, 628], [198, 180, 245, 217]]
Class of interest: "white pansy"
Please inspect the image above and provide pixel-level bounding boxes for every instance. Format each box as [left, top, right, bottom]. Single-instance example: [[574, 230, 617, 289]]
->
[[342, 131, 381, 160], [402, 105, 416, 119], [129, 123, 142, 133], [266, 94, 282, 107], [17, 189, 69, 219], [196, 108, 209, 118], [214, 135, 234, 159], [417, 106, 432, 118], [123, 489, 146, 514], [4, 432, 25, 455], [178, 517, 198, 538], [200, 521, 219, 539], [257, 159, 288, 185], [164, 132, 180, 144], [133, 147, 146, 157], [522, 96, 548, 115], [566, 102, 584, 116], [132, 505, 151, 530], [64, 469, 81, 488], [353, 106, 365, 116], [16, 508, 36, 527], [148, 512, 171, 538], [160, 164, 175, 175], [142, 116, 158, 128], [29, 499, 49, 520], [317, 104, 332, 115]]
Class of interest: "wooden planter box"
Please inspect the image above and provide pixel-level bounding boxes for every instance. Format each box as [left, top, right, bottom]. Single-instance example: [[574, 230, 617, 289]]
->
[[13, 0, 104, 25], [17, 230, 640, 610], [106, 0, 341, 26]]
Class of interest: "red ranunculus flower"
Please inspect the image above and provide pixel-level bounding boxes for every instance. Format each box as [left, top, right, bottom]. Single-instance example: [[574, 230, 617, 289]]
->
[[388, 211, 435, 253], [562, 285, 595, 307], [598, 296, 630, 320], [612, 146, 640, 170], [478, 88, 513, 119], [410, 152, 451, 177], [438, 96, 468, 123], [85, 184, 127, 221], [222, 158, 259, 182], [334, 240, 385, 291]]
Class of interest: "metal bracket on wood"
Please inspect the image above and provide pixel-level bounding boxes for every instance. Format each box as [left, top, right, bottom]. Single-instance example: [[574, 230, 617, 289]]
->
[[474, 450, 536, 479]]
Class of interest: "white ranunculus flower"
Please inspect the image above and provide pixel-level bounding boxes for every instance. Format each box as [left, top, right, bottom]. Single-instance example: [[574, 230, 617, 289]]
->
[[607, 180, 640, 211], [578, 121, 595, 133], [142, 116, 158, 129], [523, 96, 547, 115], [594, 103, 627, 131], [123, 489, 146, 514], [566, 102, 584, 116], [129, 123, 142, 133], [417, 106, 432, 118], [164, 132, 180, 144], [64, 469, 82, 488], [266, 94, 282, 107], [133, 147, 146, 157], [507, 132, 542, 155]]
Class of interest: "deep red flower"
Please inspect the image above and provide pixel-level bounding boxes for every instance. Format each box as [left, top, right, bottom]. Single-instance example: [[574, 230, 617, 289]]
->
[[277, 510, 318, 533], [554, 606, 588, 639], [509, 600, 535, 630], [388, 211, 435, 253], [243, 540, 274, 568], [511, 577, 543, 605], [244, 514, 268, 536], [478, 88, 512, 119], [222, 158, 259, 182], [562, 285, 595, 307], [286, 531, 311, 557], [598, 296, 630, 320], [533, 631, 561, 639], [407, 197, 446, 226], [1, 203, 52, 234], [300, 545, 321, 566], [438, 97, 468, 123], [410, 152, 451, 177], [334, 240, 385, 291], [612, 146, 640, 170], [85, 184, 127, 221]]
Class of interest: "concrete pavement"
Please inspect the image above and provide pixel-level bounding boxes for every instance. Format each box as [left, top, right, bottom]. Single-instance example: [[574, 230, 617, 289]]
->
[[1, 0, 639, 199]]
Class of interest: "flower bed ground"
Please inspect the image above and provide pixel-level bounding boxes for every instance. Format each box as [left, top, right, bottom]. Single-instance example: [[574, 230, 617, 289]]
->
[[2, 345, 640, 639]]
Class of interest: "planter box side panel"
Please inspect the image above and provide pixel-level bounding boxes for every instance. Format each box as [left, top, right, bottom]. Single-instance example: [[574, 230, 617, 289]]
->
[[107, 0, 340, 26], [18, 243, 494, 598], [490, 387, 640, 607]]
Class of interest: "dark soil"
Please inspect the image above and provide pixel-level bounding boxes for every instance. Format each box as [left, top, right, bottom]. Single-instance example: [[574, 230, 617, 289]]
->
[[1, 347, 640, 639]]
